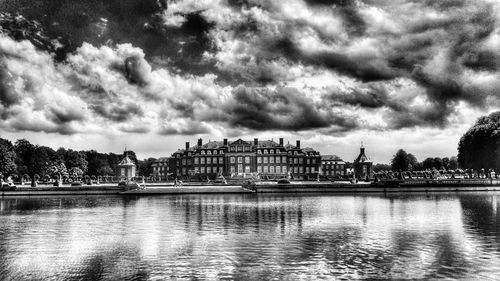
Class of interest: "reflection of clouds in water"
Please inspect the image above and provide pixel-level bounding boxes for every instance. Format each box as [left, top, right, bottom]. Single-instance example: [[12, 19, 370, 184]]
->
[[1, 195, 500, 279]]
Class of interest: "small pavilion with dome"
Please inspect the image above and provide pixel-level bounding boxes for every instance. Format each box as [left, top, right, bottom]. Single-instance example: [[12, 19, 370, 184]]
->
[[353, 144, 373, 181], [116, 151, 136, 182]]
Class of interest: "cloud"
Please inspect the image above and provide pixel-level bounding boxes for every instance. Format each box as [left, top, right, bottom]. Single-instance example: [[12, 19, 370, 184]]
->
[[2, 0, 500, 141]]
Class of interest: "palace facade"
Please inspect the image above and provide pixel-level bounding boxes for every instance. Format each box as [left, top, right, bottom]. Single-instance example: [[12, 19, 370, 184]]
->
[[169, 138, 321, 180], [320, 155, 347, 178]]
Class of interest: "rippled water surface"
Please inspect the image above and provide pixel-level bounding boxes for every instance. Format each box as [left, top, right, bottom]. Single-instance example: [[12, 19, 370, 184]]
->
[[1, 193, 500, 280]]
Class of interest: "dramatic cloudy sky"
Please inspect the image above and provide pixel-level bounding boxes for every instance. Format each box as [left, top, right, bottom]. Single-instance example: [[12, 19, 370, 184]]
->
[[0, 0, 499, 162]]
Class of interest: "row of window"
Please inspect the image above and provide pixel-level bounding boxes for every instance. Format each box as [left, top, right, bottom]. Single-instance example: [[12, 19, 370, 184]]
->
[[194, 166, 223, 174], [323, 170, 345, 176], [323, 164, 345, 170], [177, 165, 318, 175], [194, 157, 224, 165]]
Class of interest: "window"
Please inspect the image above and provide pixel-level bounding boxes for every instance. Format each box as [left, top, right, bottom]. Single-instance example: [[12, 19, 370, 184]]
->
[[231, 157, 235, 163], [194, 167, 199, 173], [299, 167, 303, 174], [276, 157, 280, 164], [201, 150, 205, 155], [264, 157, 268, 164], [270, 166, 275, 173], [294, 158, 298, 164], [299, 158, 303, 164], [238, 157, 243, 163], [182, 168, 186, 175], [220, 150, 224, 154], [306, 159, 310, 165], [230, 166, 235, 173], [231, 146, 236, 152], [257, 166, 262, 173], [282, 156, 286, 163], [219, 157, 223, 164], [245, 156, 250, 163], [187, 159, 191, 165], [245, 166, 250, 173], [276, 166, 281, 174], [264, 166, 269, 173], [213, 157, 217, 164], [270, 157, 274, 163], [214, 150, 218, 155], [207, 157, 211, 164], [238, 146, 243, 152], [306, 167, 310, 173], [270, 149, 274, 154], [282, 166, 287, 173], [201, 158, 205, 164], [245, 146, 250, 152], [238, 164, 243, 173], [257, 157, 262, 163], [201, 167, 205, 173], [188, 152, 192, 156], [194, 157, 199, 164], [311, 167, 316, 173], [312, 159, 316, 164], [264, 149, 268, 154], [182, 159, 186, 165], [207, 150, 212, 155], [207, 166, 211, 173], [294, 167, 298, 173]]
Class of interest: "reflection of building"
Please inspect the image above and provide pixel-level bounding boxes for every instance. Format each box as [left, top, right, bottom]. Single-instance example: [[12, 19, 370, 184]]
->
[[151, 157, 170, 178], [169, 138, 321, 180], [116, 153, 136, 181], [320, 155, 346, 177], [353, 145, 372, 180]]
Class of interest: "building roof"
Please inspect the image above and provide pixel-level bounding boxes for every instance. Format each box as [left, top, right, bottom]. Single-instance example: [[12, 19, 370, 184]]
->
[[321, 155, 343, 161], [354, 147, 372, 163], [200, 141, 224, 149], [117, 155, 135, 167]]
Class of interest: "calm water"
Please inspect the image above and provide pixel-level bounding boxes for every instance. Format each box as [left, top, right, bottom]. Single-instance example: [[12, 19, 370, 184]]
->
[[1, 193, 500, 280]]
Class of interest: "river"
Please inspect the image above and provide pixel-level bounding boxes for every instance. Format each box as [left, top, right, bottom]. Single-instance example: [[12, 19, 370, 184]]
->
[[0, 193, 499, 280]]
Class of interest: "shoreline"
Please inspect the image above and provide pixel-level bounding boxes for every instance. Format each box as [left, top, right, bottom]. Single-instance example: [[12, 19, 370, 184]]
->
[[3, 180, 500, 196]]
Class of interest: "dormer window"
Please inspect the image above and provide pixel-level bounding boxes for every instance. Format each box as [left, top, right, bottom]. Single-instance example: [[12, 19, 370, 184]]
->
[[270, 149, 274, 154], [214, 150, 218, 155], [201, 150, 206, 155], [264, 150, 268, 154], [220, 150, 224, 154], [207, 150, 212, 155]]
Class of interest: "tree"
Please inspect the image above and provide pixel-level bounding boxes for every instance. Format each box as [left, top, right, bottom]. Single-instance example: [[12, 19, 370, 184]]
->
[[391, 149, 415, 171], [449, 156, 459, 170], [373, 163, 391, 172], [68, 167, 84, 179], [0, 138, 17, 177], [433, 157, 443, 170], [458, 111, 500, 171], [422, 157, 434, 170], [138, 157, 157, 176], [47, 162, 68, 186]]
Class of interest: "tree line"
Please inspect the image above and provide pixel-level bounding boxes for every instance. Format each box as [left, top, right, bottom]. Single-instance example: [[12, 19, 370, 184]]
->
[[372, 149, 459, 173], [0, 138, 157, 181]]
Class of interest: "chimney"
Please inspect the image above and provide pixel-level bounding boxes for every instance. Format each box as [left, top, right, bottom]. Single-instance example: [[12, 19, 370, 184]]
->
[[254, 138, 258, 145], [296, 140, 300, 148], [223, 138, 228, 146], [279, 138, 284, 146], [185, 142, 190, 150], [198, 138, 202, 146], [360, 146, 365, 155]]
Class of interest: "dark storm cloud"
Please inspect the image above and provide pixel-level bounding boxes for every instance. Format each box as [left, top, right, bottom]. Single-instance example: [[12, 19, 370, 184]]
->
[[224, 86, 359, 131], [90, 102, 144, 122], [325, 85, 405, 112]]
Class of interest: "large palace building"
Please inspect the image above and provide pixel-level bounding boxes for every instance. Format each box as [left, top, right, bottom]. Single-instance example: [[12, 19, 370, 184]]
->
[[169, 138, 321, 180]]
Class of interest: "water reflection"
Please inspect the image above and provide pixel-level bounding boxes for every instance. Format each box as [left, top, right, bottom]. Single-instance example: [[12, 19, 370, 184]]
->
[[1, 194, 500, 280]]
